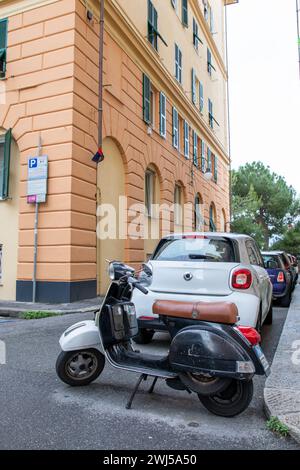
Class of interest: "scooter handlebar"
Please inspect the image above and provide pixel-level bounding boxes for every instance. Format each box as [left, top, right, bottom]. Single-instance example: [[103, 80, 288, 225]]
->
[[128, 277, 149, 295]]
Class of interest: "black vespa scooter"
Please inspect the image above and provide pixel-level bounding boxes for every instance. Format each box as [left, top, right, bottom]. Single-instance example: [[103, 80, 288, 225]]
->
[[56, 261, 270, 417]]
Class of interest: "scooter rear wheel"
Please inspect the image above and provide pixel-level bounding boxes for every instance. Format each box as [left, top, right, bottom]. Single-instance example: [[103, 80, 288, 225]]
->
[[198, 379, 253, 418], [56, 349, 105, 386]]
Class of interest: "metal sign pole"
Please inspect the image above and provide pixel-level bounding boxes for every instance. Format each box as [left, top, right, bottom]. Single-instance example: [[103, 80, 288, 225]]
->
[[32, 134, 42, 303]]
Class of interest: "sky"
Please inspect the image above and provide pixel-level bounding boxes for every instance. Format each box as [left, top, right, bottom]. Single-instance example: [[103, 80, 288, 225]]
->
[[226, 0, 300, 193]]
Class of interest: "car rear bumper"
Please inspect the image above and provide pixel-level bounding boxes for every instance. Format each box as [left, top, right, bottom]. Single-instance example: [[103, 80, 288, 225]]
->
[[132, 289, 261, 328]]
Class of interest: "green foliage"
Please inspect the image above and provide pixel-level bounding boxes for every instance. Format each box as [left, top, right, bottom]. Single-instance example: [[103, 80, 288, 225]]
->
[[231, 162, 300, 249], [21, 311, 60, 320], [272, 222, 300, 255], [266, 417, 289, 437]]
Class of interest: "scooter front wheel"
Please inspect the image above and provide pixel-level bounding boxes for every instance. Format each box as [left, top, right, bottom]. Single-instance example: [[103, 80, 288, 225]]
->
[[56, 349, 105, 386], [198, 379, 253, 418]]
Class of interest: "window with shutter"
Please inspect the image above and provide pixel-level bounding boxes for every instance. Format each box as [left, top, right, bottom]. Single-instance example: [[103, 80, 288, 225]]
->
[[159, 92, 167, 138], [175, 44, 182, 84], [207, 147, 212, 172], [199, 82, 204, 113], [214, 155, 218, 183], [0, 129, 12, 200], [209, 204, 216, 232], [193, 131, 198, 167], [208, 98, 213, 128], [191, 68, 196, 104], [201, 140, 206, 173], [172, 107, 179, 149], [184, 121, 189, 159], [182, 0, 188, 27], [143, 74, 151, 124], [148, 0, 168, 51], [0, 19, 8, 79]]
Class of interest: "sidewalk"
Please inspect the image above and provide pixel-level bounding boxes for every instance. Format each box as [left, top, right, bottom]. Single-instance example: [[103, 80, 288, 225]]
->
[[0, 297, 103, 318], [264, 284, 300, 444]]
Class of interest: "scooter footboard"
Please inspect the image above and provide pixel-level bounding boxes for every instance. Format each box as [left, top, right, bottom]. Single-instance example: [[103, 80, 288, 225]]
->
[[169, 324, 255, 380]]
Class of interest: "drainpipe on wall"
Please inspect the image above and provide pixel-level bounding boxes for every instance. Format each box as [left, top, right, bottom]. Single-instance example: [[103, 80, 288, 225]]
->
[[224, 4, 233, 232], [98, 0, 105, 150]]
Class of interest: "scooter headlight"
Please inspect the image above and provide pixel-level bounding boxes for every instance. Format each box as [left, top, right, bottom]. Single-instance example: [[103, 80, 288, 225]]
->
[[108, 262, 116, 280]]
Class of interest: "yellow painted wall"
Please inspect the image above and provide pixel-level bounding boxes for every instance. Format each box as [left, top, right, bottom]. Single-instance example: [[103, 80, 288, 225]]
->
[[0, 135, 19, 300]]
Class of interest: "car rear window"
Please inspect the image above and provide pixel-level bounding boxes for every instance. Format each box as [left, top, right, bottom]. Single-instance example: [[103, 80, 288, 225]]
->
[[152, 236, 237, 262], [262, 255, 281, 269]]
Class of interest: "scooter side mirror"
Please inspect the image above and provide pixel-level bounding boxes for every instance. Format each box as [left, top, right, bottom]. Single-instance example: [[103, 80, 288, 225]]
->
[[142, 263, 153, 277]]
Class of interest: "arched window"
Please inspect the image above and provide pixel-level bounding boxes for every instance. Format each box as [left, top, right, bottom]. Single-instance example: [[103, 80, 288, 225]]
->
[[174, 183, 183, 227], [220, 209, 226, 232], [145, 168, 156, 217], [194, 193, 203, 231], [209, 203, 217, 232]]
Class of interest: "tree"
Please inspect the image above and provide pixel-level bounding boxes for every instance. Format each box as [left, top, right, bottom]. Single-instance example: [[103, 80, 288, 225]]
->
[[231, 162, 300, 249], [271, 223, 300, 255]]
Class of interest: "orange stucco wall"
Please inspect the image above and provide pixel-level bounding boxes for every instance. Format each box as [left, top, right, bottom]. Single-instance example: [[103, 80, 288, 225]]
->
[[0, 0, 230, 298]]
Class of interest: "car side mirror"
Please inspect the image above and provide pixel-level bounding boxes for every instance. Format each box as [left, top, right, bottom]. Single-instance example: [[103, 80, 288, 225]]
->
[[142, 263, 153, 277]]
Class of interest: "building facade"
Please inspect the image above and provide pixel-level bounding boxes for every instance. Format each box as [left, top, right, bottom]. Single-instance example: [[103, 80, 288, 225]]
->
[[0, 0, 237, 302]]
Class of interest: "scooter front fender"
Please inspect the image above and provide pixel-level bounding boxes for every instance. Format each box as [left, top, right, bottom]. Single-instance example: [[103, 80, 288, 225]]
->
[[59, 320, 103, 353]]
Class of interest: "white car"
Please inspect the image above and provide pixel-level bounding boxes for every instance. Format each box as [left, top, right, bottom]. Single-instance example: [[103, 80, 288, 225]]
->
[[133, 232, 273, 344]]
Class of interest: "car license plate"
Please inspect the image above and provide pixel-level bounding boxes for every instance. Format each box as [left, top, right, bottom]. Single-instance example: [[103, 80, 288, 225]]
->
[[253, 345, 270, 376]]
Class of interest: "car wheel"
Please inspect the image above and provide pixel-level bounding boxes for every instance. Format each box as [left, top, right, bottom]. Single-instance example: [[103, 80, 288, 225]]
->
[[133, 328, 155, 344], [56, 349, 105, 386], [198, 379, 253, 418], [280, 290, 291, 308], [264, 305, 273, 325]]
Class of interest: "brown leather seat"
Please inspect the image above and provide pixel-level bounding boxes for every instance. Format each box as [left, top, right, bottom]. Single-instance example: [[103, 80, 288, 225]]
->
[[152, 300, 238, 325]]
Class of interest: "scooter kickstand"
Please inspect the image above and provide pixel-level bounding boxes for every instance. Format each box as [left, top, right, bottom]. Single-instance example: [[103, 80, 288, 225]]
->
[[126, 373, 148, 410], [148, 377, 158, 394]]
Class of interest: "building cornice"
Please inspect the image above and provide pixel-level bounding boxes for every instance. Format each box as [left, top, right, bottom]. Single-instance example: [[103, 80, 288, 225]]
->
[[0, 0, 54, 19]]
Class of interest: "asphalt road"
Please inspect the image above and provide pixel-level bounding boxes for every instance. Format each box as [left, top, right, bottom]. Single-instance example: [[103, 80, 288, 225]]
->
[[0, 307, 298, 450]]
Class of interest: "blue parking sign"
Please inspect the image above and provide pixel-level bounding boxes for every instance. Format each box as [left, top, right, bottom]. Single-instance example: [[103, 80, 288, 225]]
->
[[29, 158, 38, 169]]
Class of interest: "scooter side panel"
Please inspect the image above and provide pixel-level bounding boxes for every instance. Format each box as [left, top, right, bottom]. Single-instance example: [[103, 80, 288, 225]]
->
[[169, 325, 253, 379], [59, 320, 103, 353]]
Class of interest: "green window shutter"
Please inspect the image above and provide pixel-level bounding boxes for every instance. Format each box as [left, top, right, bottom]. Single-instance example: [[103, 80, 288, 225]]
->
[[207, 147, 212, 172], [172, 107, 179, 149], [207, 48, 212, 75], [214, 155, 218, 183], [148, 0, 158, 50], [193, 18, 198, 49], [208, 98, 213, 128], [201, 140, 206, 173], [191, 68, 196, 104], [193, 131, 198, 166], [159, 92, 166, 138], [143, 74, 151, 124], [0, 128, 12, 199], [0, 19, 8, 78], [209, 205, 216, 232], [199, 82, 204, 113], [175, 44, 182, 83], [184, 120, 189, 158], [182, 0, 188, 27]]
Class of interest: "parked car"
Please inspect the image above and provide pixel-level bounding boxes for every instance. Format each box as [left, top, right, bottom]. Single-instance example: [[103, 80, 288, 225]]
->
[[287, 253, 299, 287], [262, 251, 293, 307], [133, 232, 273, 344]]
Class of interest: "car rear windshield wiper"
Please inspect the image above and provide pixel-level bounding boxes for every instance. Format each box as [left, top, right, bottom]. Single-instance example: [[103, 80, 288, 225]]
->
[[188, 254, 218, 261]]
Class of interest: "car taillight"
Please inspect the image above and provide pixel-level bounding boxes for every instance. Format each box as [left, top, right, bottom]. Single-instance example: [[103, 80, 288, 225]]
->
[[237, 326, 261, 346], [277, 271, 285, 283], [232, 269, 252, 289]]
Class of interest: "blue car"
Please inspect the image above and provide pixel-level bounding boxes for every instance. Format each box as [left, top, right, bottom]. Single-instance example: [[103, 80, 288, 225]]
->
[[262, 251, 293, 307]]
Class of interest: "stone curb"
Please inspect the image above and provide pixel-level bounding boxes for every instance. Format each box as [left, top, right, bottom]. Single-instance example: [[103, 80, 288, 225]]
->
[[264, 284, 300, 445]]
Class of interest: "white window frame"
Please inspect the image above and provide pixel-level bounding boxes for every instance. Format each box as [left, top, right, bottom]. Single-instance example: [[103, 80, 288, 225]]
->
[[191, 68, 197, 105], [199, 82, 204, 113], [193, 131, 198, 166]]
